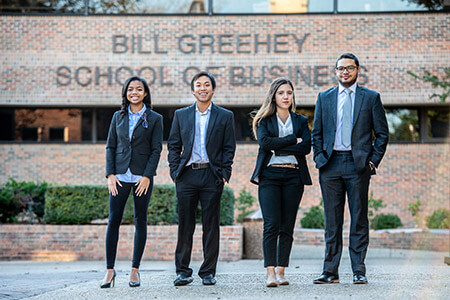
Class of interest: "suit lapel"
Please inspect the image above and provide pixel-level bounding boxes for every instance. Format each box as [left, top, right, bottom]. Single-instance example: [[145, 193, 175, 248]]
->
[[205, 103, 217, 146], [270, 114, 279, 137], [117, 111, 129, 140], [329, 86, 338, 130], [290, 112, 299, 134], [187, 104, 196, 145], [353, 85, 365, 125]]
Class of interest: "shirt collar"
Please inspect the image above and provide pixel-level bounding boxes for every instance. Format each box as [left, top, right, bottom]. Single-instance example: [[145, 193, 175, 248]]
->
[[338, 82, 358, 95], [128, 104, 146, 116], [276, 113, 291, 126], [195, 103, 212, 115]]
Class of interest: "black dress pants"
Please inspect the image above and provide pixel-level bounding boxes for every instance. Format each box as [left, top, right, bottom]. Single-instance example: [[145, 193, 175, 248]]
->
[[175, 167, 224, 278], [319, 151, 371, 276], [105, 181, 153, 269], [258, 166, 304, 267]]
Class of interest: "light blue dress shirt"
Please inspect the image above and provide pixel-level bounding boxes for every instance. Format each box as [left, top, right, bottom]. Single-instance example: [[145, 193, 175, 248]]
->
[[334, 82, 357, 151], [116, 104, 146, 183], [186, 103, 211, 166]]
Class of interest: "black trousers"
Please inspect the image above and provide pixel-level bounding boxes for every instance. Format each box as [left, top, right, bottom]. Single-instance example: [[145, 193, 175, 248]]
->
[[175, 167, 224, 278], [105, 181, 153, 269], [319, 151, 371, 276], [258, 166, 304, 267]]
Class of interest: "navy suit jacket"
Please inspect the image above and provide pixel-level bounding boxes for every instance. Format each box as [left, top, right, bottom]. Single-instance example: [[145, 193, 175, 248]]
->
[[311, 85, 389, 174], [250, 112, 312, 186], [105, 108, 163, 178], [167, 102, 236, 183]]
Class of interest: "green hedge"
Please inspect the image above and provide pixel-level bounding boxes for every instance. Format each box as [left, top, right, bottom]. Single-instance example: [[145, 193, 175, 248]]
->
[[300, 205, 325, 229], [0, 178, 47, 223], [370, 214, 402, 230], [44, 184, 235, 225], [427, 209, 450, 229]]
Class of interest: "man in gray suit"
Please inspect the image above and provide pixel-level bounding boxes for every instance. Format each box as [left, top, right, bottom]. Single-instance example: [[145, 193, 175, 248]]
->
[[312, 53, 389, 284]]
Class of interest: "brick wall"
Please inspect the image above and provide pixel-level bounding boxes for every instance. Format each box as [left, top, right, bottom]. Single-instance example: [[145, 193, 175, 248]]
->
[[1, 13, 449, 107], [0, 224, 243, 261], [0, 143, 448, 227]]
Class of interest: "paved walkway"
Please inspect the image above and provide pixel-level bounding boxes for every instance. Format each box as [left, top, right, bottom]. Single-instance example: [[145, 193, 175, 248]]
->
[[1, 246, 449, 300]]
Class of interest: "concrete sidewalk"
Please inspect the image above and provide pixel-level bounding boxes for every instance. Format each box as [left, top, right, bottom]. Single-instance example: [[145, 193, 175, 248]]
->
[[1, 246, 449, 300]]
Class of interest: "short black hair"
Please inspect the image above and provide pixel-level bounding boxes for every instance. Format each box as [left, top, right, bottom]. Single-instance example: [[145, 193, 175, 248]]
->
[[336, 53, 360, 68], [190, 71, 216, 91]]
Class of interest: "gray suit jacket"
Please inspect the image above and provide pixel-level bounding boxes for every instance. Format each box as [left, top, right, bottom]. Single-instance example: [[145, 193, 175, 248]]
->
[[311, 85, 389, 174], [105, 108, 163, 178], [167, 102, 236, 183]]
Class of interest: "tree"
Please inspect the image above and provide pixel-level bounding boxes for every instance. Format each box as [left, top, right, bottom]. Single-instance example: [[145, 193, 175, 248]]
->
[[408, 68, 450, 103], [402, 0, 445, 10]]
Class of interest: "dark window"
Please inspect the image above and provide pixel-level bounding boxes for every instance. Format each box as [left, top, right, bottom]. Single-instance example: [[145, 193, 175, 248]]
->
[[21, 127, 38, 141], [427, 106, 450, 139], [0, 108, 14, 140], [49, 127, 65, 141]]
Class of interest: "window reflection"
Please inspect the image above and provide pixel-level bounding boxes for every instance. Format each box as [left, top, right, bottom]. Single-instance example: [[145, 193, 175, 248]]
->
[[214, 0, 333, 13], [0, 0, 85, 13], [386, 108, 420, 142], [89, 0, 208, 14], [337, 0, 431, 12]]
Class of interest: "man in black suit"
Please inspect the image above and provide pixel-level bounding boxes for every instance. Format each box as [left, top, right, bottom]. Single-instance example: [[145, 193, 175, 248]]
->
[[312, 53, 389, 284], [168, 71, 236, 286]]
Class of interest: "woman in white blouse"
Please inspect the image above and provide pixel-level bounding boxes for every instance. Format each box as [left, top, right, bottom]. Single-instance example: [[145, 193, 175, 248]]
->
[[250, 78, 312, 287]]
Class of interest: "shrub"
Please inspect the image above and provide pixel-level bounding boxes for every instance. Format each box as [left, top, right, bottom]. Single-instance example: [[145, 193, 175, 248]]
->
[[370, 214, 402, 230], [368, 192, 385, 222], [44, 185, 109, 224], [235, 189, 256, 223], [0, 186, 19, 223], [301, 205, 325, 229], [44, 184, 235, 225], [0, 178, 47, 223], [426, 209, 450, 229]]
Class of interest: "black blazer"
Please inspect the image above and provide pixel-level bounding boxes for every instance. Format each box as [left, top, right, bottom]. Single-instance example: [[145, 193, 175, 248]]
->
[[311, 85, 389, 174], [105, 108, 163, 178], [167, 102, 236, 183], [250, 112, 312, 186]]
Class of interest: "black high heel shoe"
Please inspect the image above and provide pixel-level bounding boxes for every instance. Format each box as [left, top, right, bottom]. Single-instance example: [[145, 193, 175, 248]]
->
[[100, 270, 116, 288], [129, 272, 141, 287]]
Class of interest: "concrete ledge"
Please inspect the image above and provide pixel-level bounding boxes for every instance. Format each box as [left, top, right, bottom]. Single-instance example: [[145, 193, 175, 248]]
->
[[0, 224, 243, 261], [244, 219, 449, 259], [293, 228, 449, 252]]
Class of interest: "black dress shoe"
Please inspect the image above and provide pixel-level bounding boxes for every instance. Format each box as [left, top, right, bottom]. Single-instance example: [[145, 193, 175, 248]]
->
[[100, 270, 116, 288], [202, 274, 216, 285], [129, 272, 141, 287], [313, 273, 339, 284], [353, 274, 368, 284], [173, 275, 194, 286]]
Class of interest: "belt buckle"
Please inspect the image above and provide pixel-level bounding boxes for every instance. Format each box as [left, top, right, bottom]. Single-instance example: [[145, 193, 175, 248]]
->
[[192, 163, 200, 170]]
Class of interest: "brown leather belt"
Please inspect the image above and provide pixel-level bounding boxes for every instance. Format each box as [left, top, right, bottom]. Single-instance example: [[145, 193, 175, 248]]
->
[[190, 163, 209, 169], [270, 164, 299, 169]]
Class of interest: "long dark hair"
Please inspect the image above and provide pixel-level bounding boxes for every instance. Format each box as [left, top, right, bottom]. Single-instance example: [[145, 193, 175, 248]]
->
[[252, 77, 296, 139], [120, 76, 151, 117]]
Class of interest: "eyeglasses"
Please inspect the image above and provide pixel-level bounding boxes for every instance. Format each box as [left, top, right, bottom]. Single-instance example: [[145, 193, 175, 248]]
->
[[141, 112, 148, 128], [335, 65, 357, 73]]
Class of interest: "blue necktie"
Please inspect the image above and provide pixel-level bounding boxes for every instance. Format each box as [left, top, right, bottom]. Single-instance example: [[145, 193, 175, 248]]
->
[[342, 89, 352, 148]]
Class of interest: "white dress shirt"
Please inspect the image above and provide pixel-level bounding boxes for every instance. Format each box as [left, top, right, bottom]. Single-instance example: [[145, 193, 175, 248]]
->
[[267, 114, 298, 166], [334, 82, 357, 151]]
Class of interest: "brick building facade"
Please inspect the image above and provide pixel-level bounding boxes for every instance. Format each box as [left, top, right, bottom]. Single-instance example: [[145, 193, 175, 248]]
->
[[1, 12, 449, 228]]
